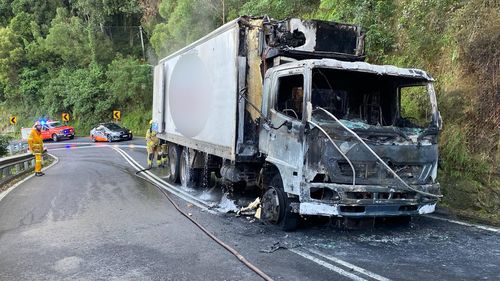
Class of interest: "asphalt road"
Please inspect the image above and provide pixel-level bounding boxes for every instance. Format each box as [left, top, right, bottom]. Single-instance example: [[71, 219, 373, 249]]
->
[[0, 137, 499, 280]]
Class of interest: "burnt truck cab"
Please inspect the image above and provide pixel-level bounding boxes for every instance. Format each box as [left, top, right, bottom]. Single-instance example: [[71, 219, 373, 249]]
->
[[259, 59, 442, 218]]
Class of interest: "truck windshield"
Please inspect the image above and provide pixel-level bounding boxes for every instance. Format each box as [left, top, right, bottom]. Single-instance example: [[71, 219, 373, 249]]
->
[[310, 68, 437, 131]]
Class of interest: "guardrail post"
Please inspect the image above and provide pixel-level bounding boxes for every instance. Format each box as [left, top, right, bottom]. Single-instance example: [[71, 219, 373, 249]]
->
[[0, 153, 37, 186]]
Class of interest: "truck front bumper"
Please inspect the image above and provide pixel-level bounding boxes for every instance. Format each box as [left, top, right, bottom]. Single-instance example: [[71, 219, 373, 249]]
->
[[296, 182, 440, 217]]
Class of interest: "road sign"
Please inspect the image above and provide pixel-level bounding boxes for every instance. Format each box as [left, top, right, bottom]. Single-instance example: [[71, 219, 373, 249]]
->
[[62, 112, 70, 122], [9, 116, 17, 125], [113, 110, 121, 120]]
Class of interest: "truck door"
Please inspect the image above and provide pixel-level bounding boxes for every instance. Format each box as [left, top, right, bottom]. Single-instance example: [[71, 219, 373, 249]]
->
[[260, 69, 307, 193]]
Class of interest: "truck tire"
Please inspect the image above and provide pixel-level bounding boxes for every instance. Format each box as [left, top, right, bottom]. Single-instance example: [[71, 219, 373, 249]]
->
[[168, 145, 181, 183], [179, 148, 198, 187], [261, 174, 300, 231]]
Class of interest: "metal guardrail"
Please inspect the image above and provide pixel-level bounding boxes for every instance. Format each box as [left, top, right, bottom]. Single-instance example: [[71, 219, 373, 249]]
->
[[0, 152, 48, 186], [6, 141, 29, 156]]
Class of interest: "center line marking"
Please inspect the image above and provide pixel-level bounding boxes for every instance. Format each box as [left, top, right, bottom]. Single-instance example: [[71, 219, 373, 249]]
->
[[290, 249, 368, 281], [307, 248, 392, 281]]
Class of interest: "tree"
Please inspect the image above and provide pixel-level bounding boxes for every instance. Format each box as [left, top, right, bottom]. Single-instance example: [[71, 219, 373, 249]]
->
[[0, 26, 23, 102], [239, 0, 319, 19], [105, 55, 152, 107]]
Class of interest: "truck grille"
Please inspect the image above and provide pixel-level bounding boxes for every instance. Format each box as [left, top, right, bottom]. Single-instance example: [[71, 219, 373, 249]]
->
[[337, 161, 424, 180], [345, 191, 417, 200], [388, 164, 424, 179], [337, 162, 378, 179]]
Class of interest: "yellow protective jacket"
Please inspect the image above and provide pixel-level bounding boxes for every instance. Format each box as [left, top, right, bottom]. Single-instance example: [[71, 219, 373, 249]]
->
[[146, 128, 159, 152], [28, 128, 44, 154]]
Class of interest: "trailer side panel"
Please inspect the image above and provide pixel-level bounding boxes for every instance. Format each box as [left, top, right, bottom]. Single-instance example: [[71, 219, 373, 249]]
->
[[158, 24, 240, 160]]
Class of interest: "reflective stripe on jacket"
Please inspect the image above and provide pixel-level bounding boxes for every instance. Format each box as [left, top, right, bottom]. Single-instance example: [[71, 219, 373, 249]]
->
[[28, 128, 44, 154]]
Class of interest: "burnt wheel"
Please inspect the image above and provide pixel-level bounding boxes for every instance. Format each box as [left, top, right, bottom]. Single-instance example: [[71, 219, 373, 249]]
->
[[261, 174, 300, 231], [180, 148, 193, 187], [168, 144, 181, 183]]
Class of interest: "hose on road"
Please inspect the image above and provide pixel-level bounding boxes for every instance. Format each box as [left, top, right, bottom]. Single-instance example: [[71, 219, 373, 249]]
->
[[135, 167, 152, 175], [135, 169, 274, 281]]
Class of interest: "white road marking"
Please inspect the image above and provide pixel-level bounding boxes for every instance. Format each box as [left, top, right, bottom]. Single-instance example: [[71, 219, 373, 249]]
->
[[426, 215, 500, 234], [290, 249, 368, 281], [111, 147, 216, 213], [47, 143, 147, 151], [307, 248, 392, 281], [0, 153, 59, 203]]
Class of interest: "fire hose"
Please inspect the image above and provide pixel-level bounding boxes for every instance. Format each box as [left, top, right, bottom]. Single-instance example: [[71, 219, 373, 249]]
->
[[134, 169, 274, 281]]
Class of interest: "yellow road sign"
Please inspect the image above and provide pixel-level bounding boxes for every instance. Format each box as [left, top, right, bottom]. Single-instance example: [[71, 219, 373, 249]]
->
[[62, 112, 70, 122], [113, 110, 121, 120], [9, 116, 17, 125]]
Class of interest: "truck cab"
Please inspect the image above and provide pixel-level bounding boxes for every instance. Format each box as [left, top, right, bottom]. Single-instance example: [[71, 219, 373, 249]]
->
[[258, 59, 442, 225], [152, 16, 442, 230]]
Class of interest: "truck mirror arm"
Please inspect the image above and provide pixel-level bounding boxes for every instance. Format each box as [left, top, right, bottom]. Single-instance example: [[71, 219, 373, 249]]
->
[[238, 88, 294, 132]]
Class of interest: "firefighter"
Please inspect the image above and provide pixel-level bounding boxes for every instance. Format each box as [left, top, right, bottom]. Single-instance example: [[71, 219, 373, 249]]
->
[[146, 120, 161, 168], [28, 121, 45, 176], [159, 143, 169, 168]]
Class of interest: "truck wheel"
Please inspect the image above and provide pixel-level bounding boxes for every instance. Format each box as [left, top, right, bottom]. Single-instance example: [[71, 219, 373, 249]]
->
[[168, 145, 181, 183], [261, 174, 300, 231], [52, 134, 59, 142], [179, 148, 197, 187]]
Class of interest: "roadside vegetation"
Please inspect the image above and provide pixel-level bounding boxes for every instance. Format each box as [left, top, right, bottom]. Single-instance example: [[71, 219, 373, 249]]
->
[[1, 0, 498, 222]]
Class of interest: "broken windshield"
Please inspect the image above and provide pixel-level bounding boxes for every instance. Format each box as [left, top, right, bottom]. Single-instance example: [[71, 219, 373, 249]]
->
[[310, 68, 438, 135]]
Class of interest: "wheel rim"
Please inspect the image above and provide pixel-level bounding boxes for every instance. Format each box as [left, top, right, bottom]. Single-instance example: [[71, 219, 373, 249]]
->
[[179, 150, 190, 186], [261, 187, 283, 225], [170, 150, 177, 179], [107, 135, 111, 142], [52, 134, 57, 141]]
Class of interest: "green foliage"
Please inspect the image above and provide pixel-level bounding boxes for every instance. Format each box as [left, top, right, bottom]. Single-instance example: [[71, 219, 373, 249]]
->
[[400, 86, 431, 127], [240, 0, 320, 19], [43, 8, 114, 67], [106, 55, 152, 107], [0, 1, 152, 136], [151, 0, 221, 57], [121, 107, 152, 136], [0, 134, 11, 156], [315, 0, 397, 62], [0, 26, 23, 85]]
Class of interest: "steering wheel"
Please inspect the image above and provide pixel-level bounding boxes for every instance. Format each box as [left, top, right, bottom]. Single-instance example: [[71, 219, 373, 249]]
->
[[282, 109, 299, 119]]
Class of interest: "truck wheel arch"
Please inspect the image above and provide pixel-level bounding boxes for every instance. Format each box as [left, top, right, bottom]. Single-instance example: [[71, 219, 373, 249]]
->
[[261, 161, 299, 196]]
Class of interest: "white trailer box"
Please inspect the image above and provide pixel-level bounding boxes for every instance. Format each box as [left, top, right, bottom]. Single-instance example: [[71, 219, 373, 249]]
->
[[153, 21, 240, 160]]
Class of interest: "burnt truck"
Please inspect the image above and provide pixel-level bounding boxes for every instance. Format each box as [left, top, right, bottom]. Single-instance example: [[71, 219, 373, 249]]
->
[[152, 16, 442, 229]]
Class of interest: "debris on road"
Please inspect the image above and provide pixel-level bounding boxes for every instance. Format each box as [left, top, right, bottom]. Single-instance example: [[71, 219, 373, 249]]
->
[[260, 241, 302, 253], [237, 197, 260, 217]]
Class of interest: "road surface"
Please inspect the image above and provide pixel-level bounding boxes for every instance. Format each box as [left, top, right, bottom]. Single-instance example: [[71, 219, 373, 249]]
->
[[0, 137, 499, 280]]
